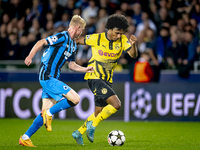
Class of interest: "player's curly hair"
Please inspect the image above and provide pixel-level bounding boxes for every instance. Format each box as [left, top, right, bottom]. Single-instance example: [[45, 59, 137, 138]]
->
[[105, 14, 129, 31]]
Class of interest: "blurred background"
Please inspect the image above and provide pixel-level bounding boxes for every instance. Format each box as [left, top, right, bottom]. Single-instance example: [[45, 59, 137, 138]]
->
[[0, 0, 200, 121]]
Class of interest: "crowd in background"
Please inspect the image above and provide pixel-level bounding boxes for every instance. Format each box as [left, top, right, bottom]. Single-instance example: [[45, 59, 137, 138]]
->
[[0, 0, 200, 81]]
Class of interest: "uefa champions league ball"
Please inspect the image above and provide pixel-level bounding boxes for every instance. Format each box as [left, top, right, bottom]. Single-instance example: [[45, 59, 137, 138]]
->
[[107, 130, 125, 146]]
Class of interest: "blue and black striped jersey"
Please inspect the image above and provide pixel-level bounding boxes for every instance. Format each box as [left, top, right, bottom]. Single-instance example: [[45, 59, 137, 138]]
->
[[39, 31, 77, 80]]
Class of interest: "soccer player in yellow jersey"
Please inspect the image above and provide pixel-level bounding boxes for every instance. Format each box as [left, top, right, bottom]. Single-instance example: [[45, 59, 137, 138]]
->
[[72, 14, 138, 145]]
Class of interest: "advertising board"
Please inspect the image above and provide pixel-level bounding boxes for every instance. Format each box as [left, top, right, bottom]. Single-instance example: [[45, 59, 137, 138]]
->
[[1, 82, 200, 121]]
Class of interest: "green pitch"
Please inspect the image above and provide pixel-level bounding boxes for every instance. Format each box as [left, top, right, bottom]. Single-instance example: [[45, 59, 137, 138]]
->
[[0, 119, 200, 150]]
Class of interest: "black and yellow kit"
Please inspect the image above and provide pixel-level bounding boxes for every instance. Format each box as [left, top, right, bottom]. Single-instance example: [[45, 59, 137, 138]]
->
[[84, 32, 132, 106], [84, 32, 132, 83]]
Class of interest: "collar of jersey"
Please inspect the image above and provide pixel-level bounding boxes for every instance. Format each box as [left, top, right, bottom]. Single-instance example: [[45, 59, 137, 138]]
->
[[105, 31, 113, 42]]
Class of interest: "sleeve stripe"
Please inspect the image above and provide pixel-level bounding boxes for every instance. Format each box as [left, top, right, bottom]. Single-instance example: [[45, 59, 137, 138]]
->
[[47, 37, 53, 45], [97, 34, 101, 46], [46, 38, 50, 45], [125, 46, 132, 52], [84, 36, 86, 44]]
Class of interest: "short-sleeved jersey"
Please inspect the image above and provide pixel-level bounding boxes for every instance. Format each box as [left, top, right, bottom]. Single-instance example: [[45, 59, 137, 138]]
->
[[39, 31, 77, 80], [84, 32, 132, 83]]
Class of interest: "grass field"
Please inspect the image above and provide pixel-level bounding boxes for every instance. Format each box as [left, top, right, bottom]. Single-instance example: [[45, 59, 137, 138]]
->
[[0, 119, 200, 150]]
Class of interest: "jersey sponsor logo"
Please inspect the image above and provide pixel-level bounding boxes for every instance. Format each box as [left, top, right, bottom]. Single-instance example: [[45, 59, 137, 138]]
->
[[98, 50, 104, 56], [101, 88, 107, 94], [98, 50, 119, 57]]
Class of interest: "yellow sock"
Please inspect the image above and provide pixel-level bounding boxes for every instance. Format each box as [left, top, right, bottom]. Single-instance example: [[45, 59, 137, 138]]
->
[[92, 104, 117, 127], [78, 113, 95, 134]]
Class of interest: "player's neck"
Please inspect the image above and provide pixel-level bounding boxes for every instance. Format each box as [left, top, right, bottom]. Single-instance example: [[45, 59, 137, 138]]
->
[[68, 27, 75, 39], [106, 31, 112, 41]]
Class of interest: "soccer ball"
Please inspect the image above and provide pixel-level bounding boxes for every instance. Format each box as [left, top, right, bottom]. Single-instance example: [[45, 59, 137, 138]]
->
[[107, 130, 125, 146]]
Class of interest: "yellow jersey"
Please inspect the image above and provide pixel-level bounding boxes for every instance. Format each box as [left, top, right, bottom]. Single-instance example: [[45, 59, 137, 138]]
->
[[84, 32, 132, 83]]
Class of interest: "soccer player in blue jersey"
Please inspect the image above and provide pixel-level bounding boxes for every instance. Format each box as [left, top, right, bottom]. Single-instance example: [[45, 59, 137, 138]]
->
[[19, 15, 94, 147]]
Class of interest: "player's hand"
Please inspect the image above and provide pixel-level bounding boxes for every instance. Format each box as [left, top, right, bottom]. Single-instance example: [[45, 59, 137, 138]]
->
[[129, 35, 137, 45], [86, 66, 94, 73], [24, 56, 32, 66]]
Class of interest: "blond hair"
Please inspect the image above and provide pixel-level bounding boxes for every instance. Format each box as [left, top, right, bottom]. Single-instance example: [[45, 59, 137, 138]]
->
[[69, 15, 86, 29]]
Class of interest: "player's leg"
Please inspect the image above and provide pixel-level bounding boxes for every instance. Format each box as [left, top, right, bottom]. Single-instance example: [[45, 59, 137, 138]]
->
[[41, 78, 80, 131], [42, 98, 57, 110], [92, 95, 120, 127], [19, 98, 56, 147], [47, 88, 80, 115], [72, 112, 97, 145], [78, 112, 96, 135], [86, 97, 119, 143], [86, 79, 119, 142], [72, 106, 104, 145], [24, 98, 56, 137], [77, 105, 105, 134]]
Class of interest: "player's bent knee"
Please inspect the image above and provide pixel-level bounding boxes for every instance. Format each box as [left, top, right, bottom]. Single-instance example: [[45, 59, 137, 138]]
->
[[115, 102, 121, 110], [108, 97, 121, 110], [68, 95, 80, 106], [63, 90, 80, 105], [113, 100, 121, 110], [72, 99, 79, 105], [73, 95, 80, 105]]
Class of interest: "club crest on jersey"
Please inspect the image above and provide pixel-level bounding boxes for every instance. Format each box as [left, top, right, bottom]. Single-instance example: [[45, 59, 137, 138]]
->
[[101, 88, 107, 94], [72, 47, 75, 52], [115, 44, 120, 50], [63, 86, 68, 90], [93, 88, 97, 95]]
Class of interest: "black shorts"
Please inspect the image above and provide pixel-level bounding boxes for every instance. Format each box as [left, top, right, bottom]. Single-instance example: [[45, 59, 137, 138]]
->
[[88, 79, 116, 107]]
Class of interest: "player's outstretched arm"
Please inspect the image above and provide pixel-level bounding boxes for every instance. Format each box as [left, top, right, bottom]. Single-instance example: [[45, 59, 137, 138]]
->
[[68, 61, 94, 73], [24, 39, 48, 66], [127, 35, 138, 58]]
